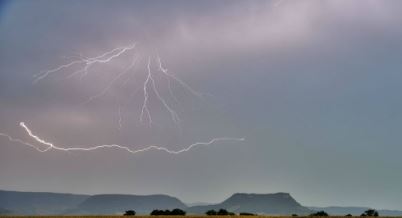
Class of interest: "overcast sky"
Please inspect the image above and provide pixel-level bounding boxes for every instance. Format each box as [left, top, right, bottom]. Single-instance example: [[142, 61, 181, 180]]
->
[[1, 0, 402, 210]]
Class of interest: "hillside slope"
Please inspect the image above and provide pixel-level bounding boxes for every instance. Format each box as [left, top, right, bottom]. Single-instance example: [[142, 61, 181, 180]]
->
[[66, 194, 187, 215], [0, 190, 88, 215], [188, 193, 312, 215]]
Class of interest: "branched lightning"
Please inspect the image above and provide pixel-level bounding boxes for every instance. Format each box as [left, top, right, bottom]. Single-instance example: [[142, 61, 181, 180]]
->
[[139, 57, 153, 126], [0, 133, 51, 152], [0, 122, 245, 155], [34, 43, 201, 128], [1, 43, 246, 157], [156, 55, 203, 98], [33, 43, 137, 83], [81, 54, 139, 105], [147, 57, 180, 125]]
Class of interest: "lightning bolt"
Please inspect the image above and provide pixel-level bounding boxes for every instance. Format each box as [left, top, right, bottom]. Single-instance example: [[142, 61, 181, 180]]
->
[[34, 43, 201, 128], [0, 133, 51, 152], [139, 57, 153, 126], [0, 122, 245, 155], [147, 57, 181, 126], [156, 55, 203, 99], [33, 43, 137, 83], [81, 54, 139, 105], [9, 43, 246, 158]]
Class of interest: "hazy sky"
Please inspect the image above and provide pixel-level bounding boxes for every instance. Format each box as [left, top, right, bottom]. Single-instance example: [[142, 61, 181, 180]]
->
[[1, 0, 402, 210]]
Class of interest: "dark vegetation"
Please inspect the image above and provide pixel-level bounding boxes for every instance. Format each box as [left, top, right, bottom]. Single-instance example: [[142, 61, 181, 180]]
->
[[310, 211, 329, 216], [124, 210, 136, 216], [205, 209, 235, 216], [361, 209, 379, 217], [151, 208, 186, 215], [239, 212, 256, 216]]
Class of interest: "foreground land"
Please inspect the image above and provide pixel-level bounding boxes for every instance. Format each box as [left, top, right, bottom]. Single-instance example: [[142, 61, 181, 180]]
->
[[1, 216, 401, 218]]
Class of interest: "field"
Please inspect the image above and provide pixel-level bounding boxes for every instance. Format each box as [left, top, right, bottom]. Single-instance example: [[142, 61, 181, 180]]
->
[[1, 216, 400, 218]]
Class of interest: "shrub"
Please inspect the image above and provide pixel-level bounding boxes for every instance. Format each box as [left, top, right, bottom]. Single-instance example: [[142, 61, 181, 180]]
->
[[124, 210, 136, 216], [206, 209, 235, 215], [217, 209, 230, 215], [239, 212, 255, 216], [310, 211, 329, 216], [171, 208, 186, 215], [150, 209, 186, 215], [361, 209, 379, 217], [206, 210, 217, 215]]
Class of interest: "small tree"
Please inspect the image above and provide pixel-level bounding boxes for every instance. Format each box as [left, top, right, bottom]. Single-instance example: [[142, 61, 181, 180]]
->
[[361, 209, 379, 217], [217, 209, 230, 215], [171, 208, 186, 215], [346, 214, 352, 217], [151, 209, 163, 215], [206, 209, 217, 215], [310, 211, 329, 216], [292, 214, 298, 217], [124, 210, 136, 216]]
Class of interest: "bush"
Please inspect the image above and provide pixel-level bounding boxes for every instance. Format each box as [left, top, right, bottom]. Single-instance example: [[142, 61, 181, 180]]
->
[[171, 208, 186, 215], [151, 209, 167, 215], [310, 211, 329, 216], [239, 212, 255, 216], [292, 214, 298, 217], [206, 210, 217, 215], [346, 214, 352, 217], [361, 209, 379, 217], [217, 209, 230, 215], [150, 209, 186, 215], [124, 210, 136, 216], [206, 209, 234, 216]]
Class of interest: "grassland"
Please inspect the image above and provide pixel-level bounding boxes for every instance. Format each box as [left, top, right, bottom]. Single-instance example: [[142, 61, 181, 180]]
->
[[1, 216, 401, 218]]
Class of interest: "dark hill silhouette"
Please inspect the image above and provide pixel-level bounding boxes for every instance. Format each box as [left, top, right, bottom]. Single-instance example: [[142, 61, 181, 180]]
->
[[66, 194, 187, 215], [0, 190, 88, 215], [188, 193, 312, 215], [2, 190, 402, 216]]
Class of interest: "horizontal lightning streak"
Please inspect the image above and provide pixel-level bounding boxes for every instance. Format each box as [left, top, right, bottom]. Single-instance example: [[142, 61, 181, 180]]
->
[[0, 122, 245, 155]]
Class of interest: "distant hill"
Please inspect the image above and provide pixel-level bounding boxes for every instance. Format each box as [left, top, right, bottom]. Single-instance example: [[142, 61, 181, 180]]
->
[[188, 193, 312, 215], [0, 190, 88, 215], [2, 190, 401, 216], [309, 206, 402, 216], [66, 194, 187, 215]]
